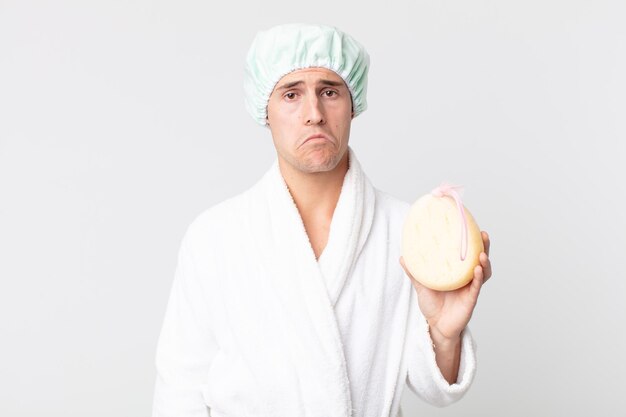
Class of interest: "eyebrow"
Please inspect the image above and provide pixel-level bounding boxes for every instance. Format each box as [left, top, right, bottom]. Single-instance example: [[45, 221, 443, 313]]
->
[[276, 79, 345, 91]]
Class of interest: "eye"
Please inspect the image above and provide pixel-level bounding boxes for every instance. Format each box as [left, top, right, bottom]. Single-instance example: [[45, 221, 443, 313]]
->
[[323, 90, 337, 97], [284, 92, 297, 100]]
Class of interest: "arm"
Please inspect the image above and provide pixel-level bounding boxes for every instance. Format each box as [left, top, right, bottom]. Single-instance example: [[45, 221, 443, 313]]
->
[[402, 231, 491, 383], [152, 235, 218, 417], [404, 290, 477, 407], [401, 231, 492, 405], [429, 323, 462, 384]]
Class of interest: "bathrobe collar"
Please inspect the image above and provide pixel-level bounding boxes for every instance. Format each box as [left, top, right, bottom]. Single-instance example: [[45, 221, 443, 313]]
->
[[247, 145, 376, 416], [265, 145, 375, 306]]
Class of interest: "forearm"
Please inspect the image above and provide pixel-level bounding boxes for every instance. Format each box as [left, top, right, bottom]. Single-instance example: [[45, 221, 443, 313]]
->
[[428, 326, 462, 384], [404, 311, 477, 406]]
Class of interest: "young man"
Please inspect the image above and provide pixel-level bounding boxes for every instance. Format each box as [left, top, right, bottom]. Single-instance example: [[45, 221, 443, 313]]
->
[[152, 23, 492, 417]]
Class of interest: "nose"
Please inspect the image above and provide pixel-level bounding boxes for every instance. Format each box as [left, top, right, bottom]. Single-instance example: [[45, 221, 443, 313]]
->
[[303, 94, 325, 125]]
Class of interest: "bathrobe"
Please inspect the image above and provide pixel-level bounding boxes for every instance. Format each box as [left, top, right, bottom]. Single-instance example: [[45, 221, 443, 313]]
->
[[152, 146, 477, 417]]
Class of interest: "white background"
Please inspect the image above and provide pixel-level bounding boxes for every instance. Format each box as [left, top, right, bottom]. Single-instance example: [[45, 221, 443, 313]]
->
[[1, 1, 625, 415]]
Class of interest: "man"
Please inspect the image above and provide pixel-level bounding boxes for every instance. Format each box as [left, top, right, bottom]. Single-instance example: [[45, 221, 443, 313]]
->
[[152, 23, 492, 417]]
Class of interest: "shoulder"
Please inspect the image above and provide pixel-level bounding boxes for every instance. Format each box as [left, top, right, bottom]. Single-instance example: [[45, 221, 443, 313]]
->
[[370, 188, 413, 240], [181, 187, 254, 252], [375, 188, 411, 220]]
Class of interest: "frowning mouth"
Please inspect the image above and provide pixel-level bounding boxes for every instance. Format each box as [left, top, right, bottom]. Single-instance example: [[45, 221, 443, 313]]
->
[[302, 133, 331, 146]]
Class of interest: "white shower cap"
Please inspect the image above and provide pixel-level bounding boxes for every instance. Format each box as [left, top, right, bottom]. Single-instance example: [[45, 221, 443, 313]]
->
[[244, 23, 370, 127]]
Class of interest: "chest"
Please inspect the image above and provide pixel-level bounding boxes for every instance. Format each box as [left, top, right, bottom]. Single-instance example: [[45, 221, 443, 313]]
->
[[302, 217, 331, 260]]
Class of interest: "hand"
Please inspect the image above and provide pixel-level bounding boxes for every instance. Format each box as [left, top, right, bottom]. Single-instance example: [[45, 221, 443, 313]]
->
[[399, 231, 492, 345]]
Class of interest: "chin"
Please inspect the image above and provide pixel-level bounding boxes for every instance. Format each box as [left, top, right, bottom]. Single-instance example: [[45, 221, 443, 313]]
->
[[298, 149, 344, 173], [279, 142, 347, 174]]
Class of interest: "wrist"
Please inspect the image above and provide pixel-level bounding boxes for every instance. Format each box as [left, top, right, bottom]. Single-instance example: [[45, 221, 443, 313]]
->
[[426, 320, 462, 351], [426, 320, 463, 385]]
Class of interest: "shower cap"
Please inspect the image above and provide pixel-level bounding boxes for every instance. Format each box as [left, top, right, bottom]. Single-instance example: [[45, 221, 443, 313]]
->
[[244, 23, 370, 127]]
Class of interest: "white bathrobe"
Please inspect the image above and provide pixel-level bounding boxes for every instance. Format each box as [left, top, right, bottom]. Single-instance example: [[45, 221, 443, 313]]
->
[[152, 146, 477, 417]]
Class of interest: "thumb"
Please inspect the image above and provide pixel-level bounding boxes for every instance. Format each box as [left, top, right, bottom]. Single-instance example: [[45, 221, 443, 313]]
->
[[399, 257, 425, 293]]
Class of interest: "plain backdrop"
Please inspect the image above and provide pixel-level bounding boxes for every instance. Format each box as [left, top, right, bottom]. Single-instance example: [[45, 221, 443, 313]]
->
[[1, 1, 625, 416]]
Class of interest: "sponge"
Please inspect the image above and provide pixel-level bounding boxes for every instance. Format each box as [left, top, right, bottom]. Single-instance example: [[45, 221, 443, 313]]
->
[[401, 184, 484, 291]]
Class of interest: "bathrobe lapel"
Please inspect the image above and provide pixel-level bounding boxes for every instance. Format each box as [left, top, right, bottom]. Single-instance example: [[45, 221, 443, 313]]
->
[[247, 146, 375, 416], [318, 147, 375, 307]]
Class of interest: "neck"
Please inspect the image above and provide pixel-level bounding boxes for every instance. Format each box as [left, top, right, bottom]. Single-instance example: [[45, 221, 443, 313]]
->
[[278, 150, 350, 222]]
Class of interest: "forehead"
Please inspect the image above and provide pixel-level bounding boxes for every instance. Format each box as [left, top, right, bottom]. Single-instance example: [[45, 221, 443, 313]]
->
[[275, 67, 346, 88]]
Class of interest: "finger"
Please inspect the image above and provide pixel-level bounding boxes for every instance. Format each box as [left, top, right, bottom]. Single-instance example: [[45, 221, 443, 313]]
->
[[479, 252, 492, 283], [399, 257, 424, 292], [399, 256, 416, 279], [469, 264, 484, 302], [481, 231, 490, 257], [399, 256, 412, 281], [399, 256, 408, 275]]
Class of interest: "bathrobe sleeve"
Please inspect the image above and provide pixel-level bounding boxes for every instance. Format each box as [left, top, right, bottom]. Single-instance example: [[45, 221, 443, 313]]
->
[[152, 234, 218, 417], [405, 289, 477, 407]]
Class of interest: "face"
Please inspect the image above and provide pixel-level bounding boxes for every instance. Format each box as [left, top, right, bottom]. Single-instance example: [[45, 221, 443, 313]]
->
[[266, 67, 354, 174]]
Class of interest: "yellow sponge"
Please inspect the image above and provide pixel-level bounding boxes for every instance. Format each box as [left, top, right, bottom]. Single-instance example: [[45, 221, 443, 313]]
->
[[401, 187, 484, 291]]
